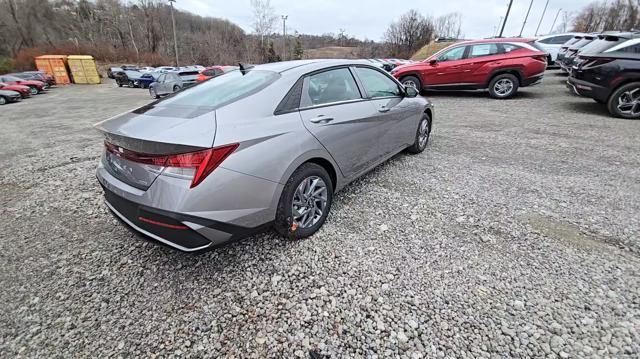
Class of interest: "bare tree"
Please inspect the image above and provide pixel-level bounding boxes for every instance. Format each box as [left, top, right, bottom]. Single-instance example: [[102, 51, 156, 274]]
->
[[434, 12, 463, 40], [573, 0, 640, 32], [250, 0, 277, 48], [384, 9, 434, 58]]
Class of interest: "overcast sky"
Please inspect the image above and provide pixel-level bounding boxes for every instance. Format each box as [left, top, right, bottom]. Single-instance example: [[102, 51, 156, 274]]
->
[[174, 0, 588, 40]]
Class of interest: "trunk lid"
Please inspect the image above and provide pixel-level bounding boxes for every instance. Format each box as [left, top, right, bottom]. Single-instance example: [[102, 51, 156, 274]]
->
[[95, 103, 216, 190]]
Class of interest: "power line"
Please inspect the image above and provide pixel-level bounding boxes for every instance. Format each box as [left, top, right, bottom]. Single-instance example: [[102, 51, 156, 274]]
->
[[499, 0, 514, 38], [519, 0, 535, 37], [535, 0, 550, 36]]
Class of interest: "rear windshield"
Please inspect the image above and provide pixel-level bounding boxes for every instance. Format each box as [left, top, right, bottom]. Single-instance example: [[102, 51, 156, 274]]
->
[[581, 36, 630, 55], [562, 37, 583, 47], [570, 38, 595, 50], [159, 69, 280, 109]]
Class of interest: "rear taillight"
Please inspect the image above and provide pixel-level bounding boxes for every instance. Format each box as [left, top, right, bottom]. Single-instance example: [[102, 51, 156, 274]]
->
[[582, 58, 613, 69], [533, 54, 547, 62], [105, 142, 239, 188]]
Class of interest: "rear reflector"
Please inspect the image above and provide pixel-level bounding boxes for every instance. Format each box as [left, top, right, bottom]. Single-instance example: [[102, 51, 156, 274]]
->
[[138, 216, 189, 230], [105, 142, 239, 188]]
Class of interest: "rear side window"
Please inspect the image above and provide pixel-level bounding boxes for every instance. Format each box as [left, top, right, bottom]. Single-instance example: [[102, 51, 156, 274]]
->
[[159, 70, 280, 109], [202, 69, 216, 76], [539, 35, 574, 44], [355, 67, 401, 98], [469, 44, 500, 58], [502, 44, 522, 53], [303, 68, 361, 107], [604, 38, 640, 54]]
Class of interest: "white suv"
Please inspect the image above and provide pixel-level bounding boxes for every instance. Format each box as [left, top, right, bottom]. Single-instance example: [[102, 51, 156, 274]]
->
[[535, 33, 587, 64]]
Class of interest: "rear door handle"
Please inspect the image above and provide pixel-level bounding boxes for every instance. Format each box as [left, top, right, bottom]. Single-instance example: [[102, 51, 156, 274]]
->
[[310, 115, 334, 124], [378, 106, 390, 113]]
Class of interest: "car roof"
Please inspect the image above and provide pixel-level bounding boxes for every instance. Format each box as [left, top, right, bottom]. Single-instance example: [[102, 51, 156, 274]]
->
[[252, 59, 374, 75], [463, 37, 535, 45]]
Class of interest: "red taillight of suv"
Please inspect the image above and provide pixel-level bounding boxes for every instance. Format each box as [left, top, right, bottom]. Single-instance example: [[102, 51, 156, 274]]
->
[[532, 54, 548, 63], [105, 142, 239, 188]]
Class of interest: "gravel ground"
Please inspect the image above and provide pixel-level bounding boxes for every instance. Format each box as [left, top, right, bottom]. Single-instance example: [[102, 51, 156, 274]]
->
[[1, 72, 639, 358]]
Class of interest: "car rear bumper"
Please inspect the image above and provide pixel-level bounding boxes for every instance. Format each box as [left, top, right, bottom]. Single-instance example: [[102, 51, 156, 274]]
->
[[566, 77, 609, 103], [522, 73, 545, 87]]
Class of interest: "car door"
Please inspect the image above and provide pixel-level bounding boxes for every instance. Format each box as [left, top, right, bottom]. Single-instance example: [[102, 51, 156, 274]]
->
[[298, 67, 386, 179], [155, 74, 167, 94], [422, 45, 469, 86], [353, 66, 418, 156], [464, 43, 503, 85]]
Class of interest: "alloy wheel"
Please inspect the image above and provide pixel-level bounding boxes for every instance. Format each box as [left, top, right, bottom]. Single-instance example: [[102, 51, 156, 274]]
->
[[291, 176, 328, 229], [494, 79, 514, 96], [418, 117, 430, 149], [30, 87, 38, 95], [617, 88, 640, 117], [0, 96, 6, 105], [403, 79, 418, 89]]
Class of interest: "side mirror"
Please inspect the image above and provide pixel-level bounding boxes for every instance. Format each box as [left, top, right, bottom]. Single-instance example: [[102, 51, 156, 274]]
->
[[429, 59, 438, 66], [405, 86, 419, 98]]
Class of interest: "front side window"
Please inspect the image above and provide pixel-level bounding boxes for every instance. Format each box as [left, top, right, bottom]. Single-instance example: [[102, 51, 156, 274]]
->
[[502, 44, 521, 53], [304, 68, 361, 106], [355, 67, 401, 98], [157, 74, 166, 83], [469, 44, 500, 58], [438, 46, 466, 61]]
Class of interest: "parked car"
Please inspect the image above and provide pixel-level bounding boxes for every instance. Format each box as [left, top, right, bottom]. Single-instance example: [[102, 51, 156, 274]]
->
[[137, 72, 162, 88], [559, 34, 598, 72], [157, 66, 177, 72], [0, 82, 32, 98], [121, 64, 139, 71], [95, 59, 433, 252], [196, 66, 237, 82], [535, 32, 586, 64], [139, 66, 156, 72], [177, 70, 199, 87], [0, 89, 22, 105], [11, 71, 56, 86], [114, 70, 142, 87], [0, 75, 46, 95], [568, 37, 640, 119], [391, 38, 547, 99], [148, 72, 183, 98], [107, 67, 123, 79], [556, 35, 588, 65]]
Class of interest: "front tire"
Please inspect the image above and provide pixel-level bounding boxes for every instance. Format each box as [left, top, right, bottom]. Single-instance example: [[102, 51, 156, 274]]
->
[[607, 82, 640, 119], [29, 86, 38, 95], [149, 87, 159, 99], [128, 80, 135, 88], [488, 73, 519, 99], [407, 113, 431, 154], [401, 75, 422, 91], [172, 85, 180, 93], [274, 163, 333, 239], [0, 96, 7, 105]]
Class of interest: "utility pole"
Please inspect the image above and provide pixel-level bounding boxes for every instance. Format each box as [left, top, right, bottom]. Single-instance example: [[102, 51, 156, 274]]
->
[[169, 0, 179, 66], [498, 0, 514, 38], [519, 0, 535, 37], [495, 17, 504, 37], [549, 8, 562, 33], [281, 15, 288, 61], [535, 0, 550, 36]]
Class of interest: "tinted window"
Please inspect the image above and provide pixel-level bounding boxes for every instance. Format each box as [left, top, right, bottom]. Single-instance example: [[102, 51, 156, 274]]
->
[[615, 43, 640, 53], [305, 68, 361, 106], [202, 69, 216, 76], [469, 44, 500, 58], [438, 46, 466, 61], [597, 38, 638, 54], [157, 74, 166, 82], [502, 44, 521, 53], [540, 35, 574, 44], [355, 67, 401, 98], [159, 70, 280, 108]]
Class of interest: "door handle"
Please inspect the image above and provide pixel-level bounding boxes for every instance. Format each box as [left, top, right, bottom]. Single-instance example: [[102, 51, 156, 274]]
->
[[378, 106, 390, 113], [310, 115, 334, 124]]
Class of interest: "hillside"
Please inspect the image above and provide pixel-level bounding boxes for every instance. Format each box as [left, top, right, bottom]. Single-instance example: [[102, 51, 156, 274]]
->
[[303, 46, 361, 59], [411, 41, 456, 61]]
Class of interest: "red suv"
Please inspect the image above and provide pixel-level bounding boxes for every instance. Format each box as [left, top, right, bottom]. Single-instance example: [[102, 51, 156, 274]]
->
[[391, 38, 548, 99]]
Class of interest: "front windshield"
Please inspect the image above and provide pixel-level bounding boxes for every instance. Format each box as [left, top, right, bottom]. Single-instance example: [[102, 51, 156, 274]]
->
[[159, 69, 280, 109]]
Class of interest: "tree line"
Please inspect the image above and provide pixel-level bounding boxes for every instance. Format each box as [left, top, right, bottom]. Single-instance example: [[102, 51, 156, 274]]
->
[[572, 0, 640, 33]]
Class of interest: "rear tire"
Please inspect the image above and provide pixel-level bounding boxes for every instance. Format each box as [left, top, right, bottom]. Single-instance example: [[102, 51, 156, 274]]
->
[[173, 85, 180, 93], [274, 163, 333, 240], [128, 80, 135, 88], [488, 73, 519, 99], [0, 96, 6, 105], [407, 113, 431, 154], [400, 75, 422, 91], [607, 82, 640, 119], [29, 86, 38, 95], [149, 87, 159, 99]]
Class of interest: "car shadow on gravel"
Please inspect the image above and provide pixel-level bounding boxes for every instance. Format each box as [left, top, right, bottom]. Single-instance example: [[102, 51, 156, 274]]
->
[[422, 90, 543, 100], [561, 100, 611, 117]]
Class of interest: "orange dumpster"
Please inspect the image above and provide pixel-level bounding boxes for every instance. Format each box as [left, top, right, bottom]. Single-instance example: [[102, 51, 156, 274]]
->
[[35, 55, 71, 84]]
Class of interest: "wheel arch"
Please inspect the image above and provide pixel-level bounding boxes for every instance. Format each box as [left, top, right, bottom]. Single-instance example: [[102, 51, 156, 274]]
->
[[278, 149, 343, 193], [487, 68, 524, 87]]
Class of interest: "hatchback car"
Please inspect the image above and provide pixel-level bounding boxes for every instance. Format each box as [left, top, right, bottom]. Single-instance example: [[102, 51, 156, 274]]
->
[[11, 71, 56, 86], [568, 38, 640, 119], [95, 60, 434, 252], [391, 38, 547, 99], [148, 72, 183, 98], [0, 82, 32, 99]]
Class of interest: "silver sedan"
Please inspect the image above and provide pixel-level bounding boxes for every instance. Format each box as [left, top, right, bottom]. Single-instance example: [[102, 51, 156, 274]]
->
[[95, 60, 434, 252]]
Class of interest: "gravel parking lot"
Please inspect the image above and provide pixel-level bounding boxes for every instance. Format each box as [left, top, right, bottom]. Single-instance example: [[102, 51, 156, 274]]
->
[[1, 71, 639, 358]]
